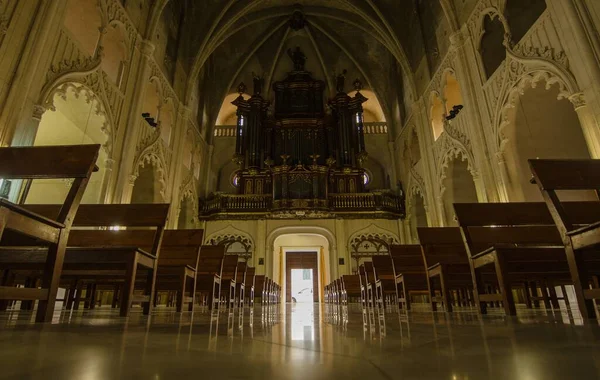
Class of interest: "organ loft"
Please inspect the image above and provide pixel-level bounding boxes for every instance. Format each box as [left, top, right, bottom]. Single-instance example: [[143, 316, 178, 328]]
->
[[201, 47, 405, 219]]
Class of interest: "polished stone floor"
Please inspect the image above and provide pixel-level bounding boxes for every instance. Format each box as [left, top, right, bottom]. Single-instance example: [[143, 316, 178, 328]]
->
[[1, 303, 600, 379]]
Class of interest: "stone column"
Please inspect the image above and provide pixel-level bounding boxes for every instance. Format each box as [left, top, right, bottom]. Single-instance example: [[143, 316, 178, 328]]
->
[[165, 107, 191, 228], [0, 0, 67, 146], [334, 218, 345, 278], [436, 195, 447, 227], [471, 172, 488, 203], [449, 29, 502, 202], [100, 158, 115, 204], [569, 92, 600, 158], [112, 40, 155, 203], [546, 0, 600, 157], [255, 219, 266, 275], [495, 151, 511, 202]]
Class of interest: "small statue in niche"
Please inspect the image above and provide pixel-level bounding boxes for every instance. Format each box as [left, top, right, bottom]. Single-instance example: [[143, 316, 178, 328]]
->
[[252, 72, 264, 95], [336, 69, 348, 93], [288, 46, 307, 71], [289, 10, 307, 31]]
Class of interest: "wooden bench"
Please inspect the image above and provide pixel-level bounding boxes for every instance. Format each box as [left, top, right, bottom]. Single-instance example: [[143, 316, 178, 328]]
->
[[235, 261, 247, 308], [244, 266, 256, 307], [195, 245, 225, 310], [530, 159, 600, 319], [454, 202, 579, 316], [219, 254, 239, 309], [341, 275, 361, 304], [358, 264, 369, 307], [371, 255, 398, 310], [417, 227, 473, 312], [390, 245, 429, 311], [5, 203, 171, 317], [155, 229, 204, 312], [0, 144, 99, 322]]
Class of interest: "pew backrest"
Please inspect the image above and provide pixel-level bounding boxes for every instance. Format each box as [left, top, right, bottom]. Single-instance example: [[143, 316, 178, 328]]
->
[[529, 159, 600, 233], [221, 254, 239, 281], [236, 261, 247, 284], [389, 244, 425, 275], [417, 227, 469, 268], [372, 255, 395, 279], [157, 229, 204, 268], [196, 245, 225, 276], [245, 267, 256, 288]]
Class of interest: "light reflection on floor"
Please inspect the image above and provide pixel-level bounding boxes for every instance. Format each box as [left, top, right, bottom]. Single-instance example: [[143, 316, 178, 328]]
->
[[0, 303, 600, 379]]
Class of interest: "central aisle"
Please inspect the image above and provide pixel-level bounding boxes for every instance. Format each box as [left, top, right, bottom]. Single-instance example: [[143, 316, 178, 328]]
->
[[0, 304, 599, 379]]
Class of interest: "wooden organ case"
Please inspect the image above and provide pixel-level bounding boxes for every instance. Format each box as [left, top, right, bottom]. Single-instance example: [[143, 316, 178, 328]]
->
[[231, 48, 371, 214]]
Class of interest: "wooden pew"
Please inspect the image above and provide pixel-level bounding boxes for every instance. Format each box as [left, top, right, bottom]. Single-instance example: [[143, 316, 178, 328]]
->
[[530, 159, 600, 319], [390, 245, 429, 311], [194, 245, 225, 310], [362, 262, 376, 308], [453, 202, 577, 316], [371, 255, 398, 309], [0, 144, 99, 322], [417, 227, 472, 312], [254, 275, 266, 305], [265, 277, 272, 304], [155, 229, 204, 312], [8, 203, 171, 317], [245, 266, 256, 307], [219, 255, 238, 309], [358, 264, 369, 307], [235, 261, 247, 308], [341, 275, 361, 304]]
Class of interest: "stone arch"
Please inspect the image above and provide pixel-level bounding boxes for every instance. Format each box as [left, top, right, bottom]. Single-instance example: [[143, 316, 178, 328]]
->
[[206, 225, 255, 261], [406, 190, 428, 243], [499, 76, 590, 202], [347, 225, 399, 274], [177, 176, 199, 229], [159, 98, 176, 146], [26, 81, 113, 205], [408, 127, 421, 166]]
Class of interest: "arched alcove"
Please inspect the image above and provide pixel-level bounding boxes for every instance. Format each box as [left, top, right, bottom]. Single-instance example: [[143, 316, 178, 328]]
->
[[480, 14, 507, 78], [442, 72, 464, 113], [505, 0, 547, 44], [63, 0, 102, 56], [441, 157, 478, 226], [348, 90, 386, 122], [26, 83, 110, 205], [430, 93, 445, 140], [131, 160, 164, 203], [159, 100, 175, 145], [362, 157, 386, 190], [142, 79, 161, 129], [101, 23, 129, 87], [503, 80, 591, 202]]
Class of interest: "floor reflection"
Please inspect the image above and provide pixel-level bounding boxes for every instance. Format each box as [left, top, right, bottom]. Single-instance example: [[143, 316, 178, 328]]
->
[[1, 302, 600, 379]]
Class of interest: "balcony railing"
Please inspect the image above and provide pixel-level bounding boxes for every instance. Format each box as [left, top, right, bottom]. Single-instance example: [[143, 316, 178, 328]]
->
[[200, 191, 404, 219]]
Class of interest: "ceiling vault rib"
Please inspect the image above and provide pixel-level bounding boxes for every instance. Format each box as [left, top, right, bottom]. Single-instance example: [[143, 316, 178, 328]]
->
[[265, 27, 292, 99], [222, 19, 290, 105], [305, 25, 335, 96]]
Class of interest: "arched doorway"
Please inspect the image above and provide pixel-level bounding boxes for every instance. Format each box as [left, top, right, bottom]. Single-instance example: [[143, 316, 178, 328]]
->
[[268, 230, 334, 304], [24, 83, 111, 205], [502, 80, 591, 202]]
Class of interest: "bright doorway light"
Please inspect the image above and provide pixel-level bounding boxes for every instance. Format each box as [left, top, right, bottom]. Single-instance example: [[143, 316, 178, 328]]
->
[[291, 269, 313, 303]]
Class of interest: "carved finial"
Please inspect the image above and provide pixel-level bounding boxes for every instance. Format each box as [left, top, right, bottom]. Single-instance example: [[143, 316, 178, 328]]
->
[[237, 82, 247, 95], [353, 78, 363, 92], [251, 73, 263, 95], [336, 70, 347, 93], [289, 9, 307, 31]]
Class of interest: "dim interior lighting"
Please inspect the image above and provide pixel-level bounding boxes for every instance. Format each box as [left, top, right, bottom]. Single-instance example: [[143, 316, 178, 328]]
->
[[109, 226, 124, 231]]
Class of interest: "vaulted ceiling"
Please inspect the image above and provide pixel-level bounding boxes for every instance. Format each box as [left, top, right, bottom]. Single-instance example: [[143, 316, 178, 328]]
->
[[154, 0, 463, 137]]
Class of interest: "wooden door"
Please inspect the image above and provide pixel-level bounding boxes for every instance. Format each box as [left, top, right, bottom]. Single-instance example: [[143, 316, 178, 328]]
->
[[286, 252, 319, 303]]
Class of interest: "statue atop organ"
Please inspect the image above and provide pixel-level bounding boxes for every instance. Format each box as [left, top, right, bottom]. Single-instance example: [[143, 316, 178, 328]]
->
[[201, 47, 404, 220]]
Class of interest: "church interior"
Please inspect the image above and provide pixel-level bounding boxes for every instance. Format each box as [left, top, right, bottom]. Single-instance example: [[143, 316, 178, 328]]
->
[[2, 0, 600, 378]]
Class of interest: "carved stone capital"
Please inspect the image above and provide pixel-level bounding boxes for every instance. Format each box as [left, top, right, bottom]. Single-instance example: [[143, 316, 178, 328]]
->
[[104, 158, 115, 169], [495, 150, 506, 165], [140, 40, 156, 58], [32, 105, 46, 121], [449, 30, 466, 48], [568, 92, 586, 110], [128, 174, 138, 185]]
